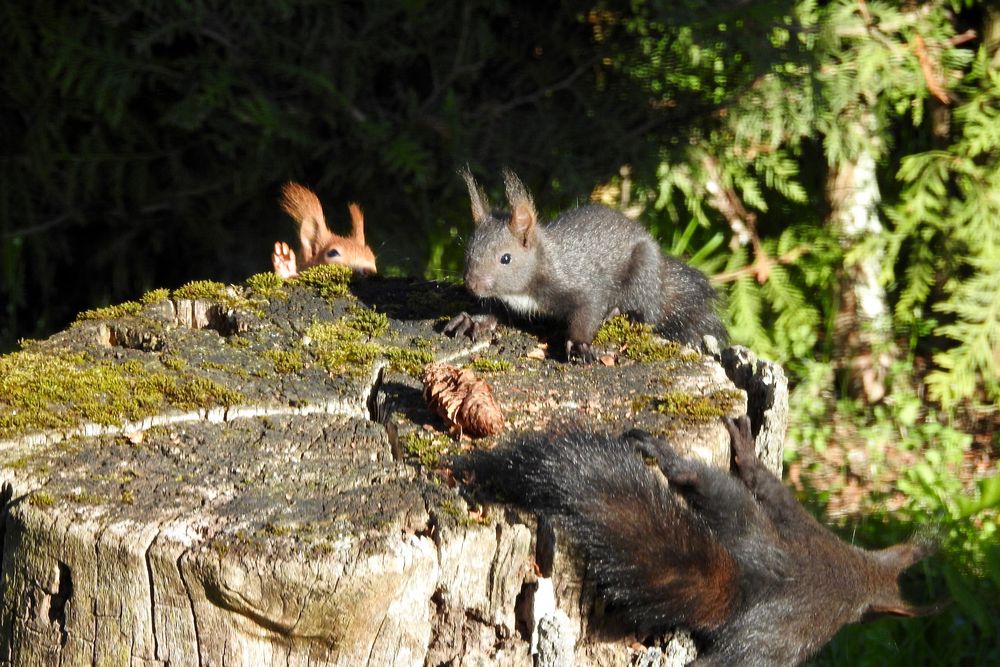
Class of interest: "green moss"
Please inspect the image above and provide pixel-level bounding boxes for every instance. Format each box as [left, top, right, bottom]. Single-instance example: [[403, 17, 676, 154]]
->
[[120, 359, 144, 374], [264, 349, 305, 374], [161, 356, 187, 371], [7, 456, 31, 470], [385, 346, 434, 376], [306, 307, 388, 346], [630, 395, 654, 413], [29, 491, 55, 508], [469, 356, 513, 374], [169, 376, 244, 409], [199, 360, 228, 371], [75, 301, 143, 322], [305, 308, 394, 376], [308, 314, 430, 376], [0, 350, 244, 438], [317, 341, 382, 375], [140, 288, 171, 305], [346, 307, 390, 338], [226, 336, 252, 349], [246, 272, 289, 301], [171, 280, 267, 317], [593, 315, 695, 363], [172, 280, 230, 301], [294, 264, 352, 300], [652, 389, 743, 421], [401, 431, 458, 468], [69, 490, 104, 505]]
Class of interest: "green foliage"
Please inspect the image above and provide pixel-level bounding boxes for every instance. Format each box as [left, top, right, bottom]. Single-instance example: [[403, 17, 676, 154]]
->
[[785, 360, 1000, 666], [887, 48, 1000, 408]]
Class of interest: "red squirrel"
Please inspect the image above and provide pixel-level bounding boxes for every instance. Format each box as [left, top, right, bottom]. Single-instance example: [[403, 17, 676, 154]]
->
[[444, 168, 726, 360], [271, 182, 377, 278], [456, 416, 940, 665]]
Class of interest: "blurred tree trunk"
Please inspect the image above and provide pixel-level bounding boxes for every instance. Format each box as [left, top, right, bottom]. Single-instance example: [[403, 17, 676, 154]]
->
[[827, 117, 892, 403]]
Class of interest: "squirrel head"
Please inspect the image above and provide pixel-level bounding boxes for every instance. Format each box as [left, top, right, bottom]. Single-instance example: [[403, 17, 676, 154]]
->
[[460, 168, 540, 300], [280, 183, 377, 275]]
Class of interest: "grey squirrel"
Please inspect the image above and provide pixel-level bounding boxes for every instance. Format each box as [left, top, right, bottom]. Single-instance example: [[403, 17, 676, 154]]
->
[[455, 416, 940, 666], [444, 168, 726, 360]]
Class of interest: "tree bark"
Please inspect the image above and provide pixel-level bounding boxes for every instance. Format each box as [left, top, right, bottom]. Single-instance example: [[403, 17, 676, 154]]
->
[[0, 276, 786, 666]]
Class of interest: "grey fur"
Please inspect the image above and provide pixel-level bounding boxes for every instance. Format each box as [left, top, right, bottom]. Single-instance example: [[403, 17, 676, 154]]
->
[[455, 170, 727, 356]]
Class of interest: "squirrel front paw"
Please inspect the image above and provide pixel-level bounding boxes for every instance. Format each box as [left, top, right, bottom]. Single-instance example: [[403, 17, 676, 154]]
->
[[443, 312, 498, 341], [565, 340, 599, 363], [626, 429, 700, 487], [272, 241, 298, 279]]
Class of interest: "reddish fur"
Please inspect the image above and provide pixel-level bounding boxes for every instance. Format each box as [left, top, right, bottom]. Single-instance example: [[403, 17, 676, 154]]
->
[[277, 182, 377, 275]]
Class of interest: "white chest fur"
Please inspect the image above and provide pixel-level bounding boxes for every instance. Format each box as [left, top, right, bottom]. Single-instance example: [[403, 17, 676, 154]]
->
[[499, 294, 542, 315]]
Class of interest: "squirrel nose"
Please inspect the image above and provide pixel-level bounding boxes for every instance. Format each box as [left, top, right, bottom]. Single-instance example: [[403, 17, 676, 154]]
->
[[466, 274, 491, 296]]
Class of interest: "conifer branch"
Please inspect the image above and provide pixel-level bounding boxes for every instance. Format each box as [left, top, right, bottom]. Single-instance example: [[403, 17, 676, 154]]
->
[[912, 33, 950, 104]]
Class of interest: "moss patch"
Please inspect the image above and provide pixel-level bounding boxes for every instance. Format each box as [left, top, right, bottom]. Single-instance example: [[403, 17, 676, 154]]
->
[[401, 431, 459, 468], [246, 272, 289, 301], [651, 389, 744, 421], [172, 280, 266, 317], [593, 315, 697, 363], [226, 336, 252, 349], [29, 491, 55, 508], [140, 288, 170, 305], [294, 264, 352, 300], [75, 301, 143, 322], [264, 349, 305, 374], [0, 351, 245, 438], [172, 280, 230, 301], [385, 346, 434, 376], [305, 306, 425, 377], [468, 356, 513, 374], [306, 317, 381, 377]]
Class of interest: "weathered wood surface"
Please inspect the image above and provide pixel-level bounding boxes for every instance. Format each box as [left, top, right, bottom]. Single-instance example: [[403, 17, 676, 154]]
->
[[0, 270, 786, 666]]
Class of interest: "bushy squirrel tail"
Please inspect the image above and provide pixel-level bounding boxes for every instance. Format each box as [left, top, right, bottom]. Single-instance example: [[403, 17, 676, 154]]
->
[[455, 429, 739, 633]]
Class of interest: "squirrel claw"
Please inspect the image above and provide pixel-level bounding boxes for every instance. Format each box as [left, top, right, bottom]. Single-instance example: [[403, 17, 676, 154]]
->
[[443, 312, 497, 341], [272, 241, 298, 279], [566, 340, 598, 363], [723, 416, 757, 468]]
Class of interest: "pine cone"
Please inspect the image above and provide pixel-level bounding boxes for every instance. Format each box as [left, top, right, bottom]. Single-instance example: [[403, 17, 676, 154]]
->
[[421, 362, 505, 437]]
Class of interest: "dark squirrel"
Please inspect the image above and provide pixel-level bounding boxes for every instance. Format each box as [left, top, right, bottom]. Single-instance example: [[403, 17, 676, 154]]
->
[[444, 168, 727, 360], [456, 416, 939, 666]]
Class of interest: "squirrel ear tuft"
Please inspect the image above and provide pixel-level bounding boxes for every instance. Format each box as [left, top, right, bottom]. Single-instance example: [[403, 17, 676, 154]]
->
[[503, 169, 537, 247], [347, 203, 365, 245], [460, 166, 490, 225]]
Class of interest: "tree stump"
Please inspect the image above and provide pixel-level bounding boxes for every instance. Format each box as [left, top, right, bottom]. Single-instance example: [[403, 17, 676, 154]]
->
[[0, 269, 787, 666]]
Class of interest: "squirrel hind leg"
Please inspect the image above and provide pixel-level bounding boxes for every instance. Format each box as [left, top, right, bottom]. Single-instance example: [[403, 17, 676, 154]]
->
[[723, 416, 760, 475]]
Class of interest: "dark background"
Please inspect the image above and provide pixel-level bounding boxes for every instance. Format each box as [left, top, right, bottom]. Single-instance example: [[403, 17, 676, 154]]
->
[[1, 0, 713, 351]]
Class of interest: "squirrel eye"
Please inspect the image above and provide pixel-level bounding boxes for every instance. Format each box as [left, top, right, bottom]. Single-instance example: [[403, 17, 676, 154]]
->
[[326, 249, 341, 258], [500, 253, 512, 265]]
